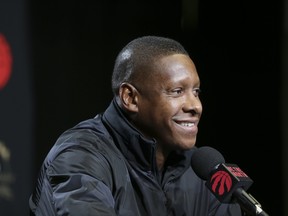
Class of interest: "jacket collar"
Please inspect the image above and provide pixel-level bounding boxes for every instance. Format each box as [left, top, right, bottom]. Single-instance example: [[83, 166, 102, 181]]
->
[[102, 98, 157, 171]]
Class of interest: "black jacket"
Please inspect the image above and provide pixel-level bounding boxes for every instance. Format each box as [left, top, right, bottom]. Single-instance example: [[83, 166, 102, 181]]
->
[[29, 99, 242, 216]]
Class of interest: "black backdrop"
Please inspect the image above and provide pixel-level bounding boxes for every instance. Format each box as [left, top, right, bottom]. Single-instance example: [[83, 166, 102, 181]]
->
[[2, 0, 284, 215], [0, 0, 34, 215]]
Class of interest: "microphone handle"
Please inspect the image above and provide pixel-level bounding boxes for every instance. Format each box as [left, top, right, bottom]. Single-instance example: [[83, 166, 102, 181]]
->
[[233, 188, 269, 216]]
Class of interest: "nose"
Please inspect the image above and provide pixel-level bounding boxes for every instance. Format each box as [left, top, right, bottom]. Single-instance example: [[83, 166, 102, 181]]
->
[[184, 92, 202, 115]]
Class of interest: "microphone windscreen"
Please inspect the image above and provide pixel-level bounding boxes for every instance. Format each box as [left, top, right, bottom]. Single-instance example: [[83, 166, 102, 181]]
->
[[191, 146, 225, 180]]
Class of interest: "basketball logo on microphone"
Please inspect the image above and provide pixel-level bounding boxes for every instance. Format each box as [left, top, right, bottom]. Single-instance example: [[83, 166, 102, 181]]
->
[[210, 170, 232, 195]]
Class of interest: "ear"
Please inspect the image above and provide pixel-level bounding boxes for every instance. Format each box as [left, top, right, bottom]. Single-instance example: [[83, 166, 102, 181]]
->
[[119, 83, 139, 113]]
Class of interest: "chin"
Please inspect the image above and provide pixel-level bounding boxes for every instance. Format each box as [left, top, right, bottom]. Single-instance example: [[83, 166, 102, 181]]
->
[[182, 144, 195, 150], [163, 136, 196, 151], [179, 138, 196, 149], [174, 142, 196, 151]]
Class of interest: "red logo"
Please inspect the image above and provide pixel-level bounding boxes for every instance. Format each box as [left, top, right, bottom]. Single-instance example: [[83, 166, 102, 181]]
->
[[210, 171, 232, 195], [0, 33, 12, 90], [227, 166, 248, 177]]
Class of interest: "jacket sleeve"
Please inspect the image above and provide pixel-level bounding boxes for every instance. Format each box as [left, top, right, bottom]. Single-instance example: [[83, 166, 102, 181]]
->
[[36, 146, 117, 216]]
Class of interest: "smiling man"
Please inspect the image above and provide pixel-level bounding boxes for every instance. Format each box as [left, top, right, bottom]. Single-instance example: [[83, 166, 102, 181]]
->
[[29, 36, 243, 216]]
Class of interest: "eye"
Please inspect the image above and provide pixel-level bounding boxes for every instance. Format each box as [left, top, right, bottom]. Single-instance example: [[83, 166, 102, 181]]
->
[[172, 88, 184, 95], [193, 88, 201, 97]]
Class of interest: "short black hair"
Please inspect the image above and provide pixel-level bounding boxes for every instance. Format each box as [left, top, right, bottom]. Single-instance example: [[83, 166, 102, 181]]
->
[[111, 36, 189, 95]]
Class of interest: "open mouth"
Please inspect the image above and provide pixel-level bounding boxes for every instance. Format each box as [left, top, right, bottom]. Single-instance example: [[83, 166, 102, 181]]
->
[[173, 120, 198, 134]]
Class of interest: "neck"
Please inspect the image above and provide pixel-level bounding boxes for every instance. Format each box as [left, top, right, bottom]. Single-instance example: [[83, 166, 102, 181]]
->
[[156, 145, 172, 171]]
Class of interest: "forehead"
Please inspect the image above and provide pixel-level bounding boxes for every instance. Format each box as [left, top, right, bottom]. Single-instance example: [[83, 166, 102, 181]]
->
[[152, 54, 199, 83]]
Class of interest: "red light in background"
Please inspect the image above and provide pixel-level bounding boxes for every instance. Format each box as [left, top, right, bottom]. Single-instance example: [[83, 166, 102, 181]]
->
[[0, 33, 12, 90]]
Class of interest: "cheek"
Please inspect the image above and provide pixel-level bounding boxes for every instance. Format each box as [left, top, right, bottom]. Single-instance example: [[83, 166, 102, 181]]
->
[[153, 101, 180, 128], [138, 96, 181, 127], [161, 98, 184, 117], [153, 99, 174, 115]]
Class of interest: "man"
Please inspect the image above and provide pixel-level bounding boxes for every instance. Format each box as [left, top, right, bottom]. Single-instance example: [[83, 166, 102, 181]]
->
[[29, 36, 242, 215]]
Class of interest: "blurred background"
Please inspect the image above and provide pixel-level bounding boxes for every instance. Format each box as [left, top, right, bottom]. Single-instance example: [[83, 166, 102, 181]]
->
[[0, 0, 286, 215]]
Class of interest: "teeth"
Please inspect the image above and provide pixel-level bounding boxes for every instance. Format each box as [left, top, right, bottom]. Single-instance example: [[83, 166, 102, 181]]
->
[[180, 122, 194, 127]]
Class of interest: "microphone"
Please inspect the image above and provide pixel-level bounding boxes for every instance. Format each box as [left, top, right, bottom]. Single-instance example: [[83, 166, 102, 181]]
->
[[191, 146, 269, 216]]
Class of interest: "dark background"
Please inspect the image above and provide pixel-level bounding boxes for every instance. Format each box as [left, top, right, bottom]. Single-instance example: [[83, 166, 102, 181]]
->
[[0, 0, 285, 215]]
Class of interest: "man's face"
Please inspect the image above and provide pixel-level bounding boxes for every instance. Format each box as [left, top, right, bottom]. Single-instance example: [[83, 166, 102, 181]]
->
[[133, 54, 202, 151]]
